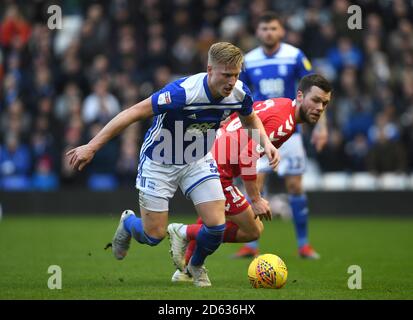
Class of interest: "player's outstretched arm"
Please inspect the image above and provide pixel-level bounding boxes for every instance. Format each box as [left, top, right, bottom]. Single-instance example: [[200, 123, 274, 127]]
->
[[66, 97, 154, 171], [238, 111, 280, 170]]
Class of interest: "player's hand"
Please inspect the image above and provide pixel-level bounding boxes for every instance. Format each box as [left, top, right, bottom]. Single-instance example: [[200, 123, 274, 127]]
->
[[66, 144, 96, 171], [251, 197, 272, 221], [264, 143, 280, 171], [311, 126, 328, 152]]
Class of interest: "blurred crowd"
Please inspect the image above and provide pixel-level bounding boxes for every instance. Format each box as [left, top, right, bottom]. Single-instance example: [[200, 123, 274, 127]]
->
[[1, 0, 413, 190]]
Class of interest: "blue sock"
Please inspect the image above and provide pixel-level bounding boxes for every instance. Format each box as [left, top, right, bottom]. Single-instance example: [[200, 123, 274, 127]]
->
[[123, 215, 162, 246], [289, 194, 309, 248], [191, 224, 225, 266], [245, 240, 258, 249]]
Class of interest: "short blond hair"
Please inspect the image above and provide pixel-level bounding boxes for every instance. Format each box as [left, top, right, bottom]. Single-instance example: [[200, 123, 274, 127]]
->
[[208, 42, 243, 68]]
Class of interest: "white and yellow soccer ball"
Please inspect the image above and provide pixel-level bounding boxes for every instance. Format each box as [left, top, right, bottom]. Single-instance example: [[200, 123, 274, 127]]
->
[[248, 254, 288, 289]]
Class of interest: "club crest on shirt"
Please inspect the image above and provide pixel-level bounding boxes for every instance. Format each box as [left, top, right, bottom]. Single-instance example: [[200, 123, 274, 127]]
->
[[278, 65, 287, 76], [158, 91, 172, 105], [253, 68, 262, 76]]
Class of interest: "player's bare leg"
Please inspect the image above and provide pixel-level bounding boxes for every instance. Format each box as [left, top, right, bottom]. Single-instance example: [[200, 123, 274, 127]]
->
[[256, 172, 267, 193], [234, 172, 267, 258], [139, 207, 169, 239], [226, 207, 264, 242]]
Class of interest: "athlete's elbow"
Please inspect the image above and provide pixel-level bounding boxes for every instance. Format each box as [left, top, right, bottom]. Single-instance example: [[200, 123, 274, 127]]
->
[[130, 97, 154, 121]]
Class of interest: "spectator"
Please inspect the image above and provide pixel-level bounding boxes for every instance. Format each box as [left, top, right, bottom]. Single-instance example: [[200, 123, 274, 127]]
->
[[0, 99, 31, 141], [317, 128, 348, 172], [327, 36, 363, 73], [0, 4, 31, 49], [367, 112, 400, 145], [31, 156, 59, 191], [82, 77, 120, 124], [0, 134, 31, 177], [367, 127, 407, 174], [345, 133, 369, 172], [54, 82, 82, 121]]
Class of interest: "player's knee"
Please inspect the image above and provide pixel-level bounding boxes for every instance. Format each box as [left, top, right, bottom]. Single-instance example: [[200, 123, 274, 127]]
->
[[210, 202, 226, 225], [248, 230, 260, 241], [248, 224, 263, 241], [286, 177, 303, 195]]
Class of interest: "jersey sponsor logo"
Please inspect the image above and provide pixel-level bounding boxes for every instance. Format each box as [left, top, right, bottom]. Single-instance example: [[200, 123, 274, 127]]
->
[[158, 91, 172, 105], [258, 78, 284, 97], [186, 122, 215, 135]]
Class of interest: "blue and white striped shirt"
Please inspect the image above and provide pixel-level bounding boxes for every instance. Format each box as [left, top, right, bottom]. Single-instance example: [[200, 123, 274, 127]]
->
[[141, 72, 253, 165]]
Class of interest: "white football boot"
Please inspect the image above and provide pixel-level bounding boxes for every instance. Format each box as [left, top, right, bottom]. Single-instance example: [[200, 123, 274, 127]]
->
[[112, 210, 135, 260], [171, 269, 193, 283], [167, 223, 189, 271], [186, 262, 211, 287]]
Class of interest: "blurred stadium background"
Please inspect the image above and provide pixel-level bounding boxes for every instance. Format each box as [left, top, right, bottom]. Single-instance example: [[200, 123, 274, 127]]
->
[[1, 0, 413, 300], [1, 0, 413, 215]]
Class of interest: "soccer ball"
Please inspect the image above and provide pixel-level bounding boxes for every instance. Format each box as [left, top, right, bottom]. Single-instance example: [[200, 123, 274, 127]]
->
[[248, 254, 288, 289]]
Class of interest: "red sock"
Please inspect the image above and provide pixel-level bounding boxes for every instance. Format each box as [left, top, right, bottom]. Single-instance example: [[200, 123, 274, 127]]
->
[[184, 220, 240, 264], [223, 221, 239, 243], [186, 217, 203, 240], [185, 218, 203, 264], [185, 240, 196, 265]]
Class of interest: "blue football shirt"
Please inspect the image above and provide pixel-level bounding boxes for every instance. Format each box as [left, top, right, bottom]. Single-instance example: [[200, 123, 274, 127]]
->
[[240, 42, 313, 101], [140, 72, 253, 165]]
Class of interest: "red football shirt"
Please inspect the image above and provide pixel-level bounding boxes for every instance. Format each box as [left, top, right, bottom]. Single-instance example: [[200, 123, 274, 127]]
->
[[212, 98, 297, 183]]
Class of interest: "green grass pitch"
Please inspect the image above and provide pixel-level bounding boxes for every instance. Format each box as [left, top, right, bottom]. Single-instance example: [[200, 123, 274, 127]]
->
[[0, 214, 412, 300]]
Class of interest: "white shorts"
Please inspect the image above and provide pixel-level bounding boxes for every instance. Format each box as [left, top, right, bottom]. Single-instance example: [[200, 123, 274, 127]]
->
[[136, 152, 225, 211], [257, 132, 307, 176]]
